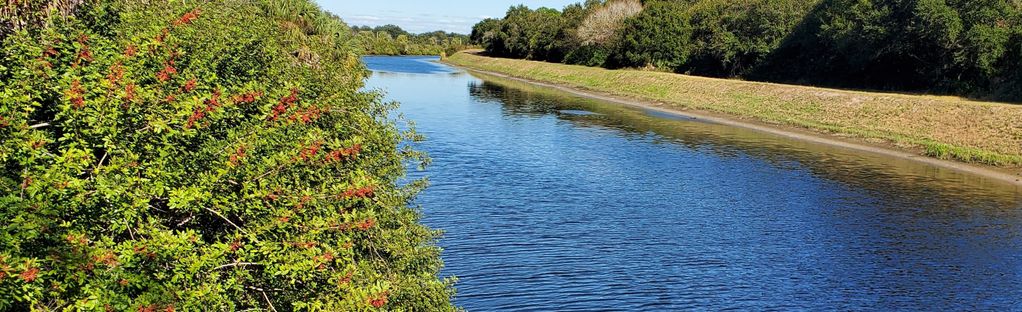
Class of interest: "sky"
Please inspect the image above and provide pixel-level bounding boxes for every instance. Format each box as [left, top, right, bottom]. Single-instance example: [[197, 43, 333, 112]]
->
[[315, 0, 579, 34]]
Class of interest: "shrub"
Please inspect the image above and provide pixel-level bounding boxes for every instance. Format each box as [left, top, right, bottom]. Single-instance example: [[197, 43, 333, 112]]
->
[[684, 0, 816, 77], [614, 1, 692, 70], [503, 6, 565, 60], [0, 0, 454, 310], [470, 18, 503, 46], [564, 44, 612, 67], [474, 5, 572, 61]]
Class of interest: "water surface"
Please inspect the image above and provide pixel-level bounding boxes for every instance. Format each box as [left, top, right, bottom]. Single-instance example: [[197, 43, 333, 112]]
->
[[365, 56, 1022, 311]]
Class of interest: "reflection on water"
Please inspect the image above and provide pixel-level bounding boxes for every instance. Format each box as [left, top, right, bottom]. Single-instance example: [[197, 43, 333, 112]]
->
[[366, 56, 1022, 311], [470, 77, 1021, 204]]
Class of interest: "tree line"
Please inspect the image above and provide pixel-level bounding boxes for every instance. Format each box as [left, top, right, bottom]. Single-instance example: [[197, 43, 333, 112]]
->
[[354, 24, 472, 56], [472, 0, 1022, 101]]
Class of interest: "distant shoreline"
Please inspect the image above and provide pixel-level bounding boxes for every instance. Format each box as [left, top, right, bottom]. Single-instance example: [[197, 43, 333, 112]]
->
[[443, 52, 1022, 187]]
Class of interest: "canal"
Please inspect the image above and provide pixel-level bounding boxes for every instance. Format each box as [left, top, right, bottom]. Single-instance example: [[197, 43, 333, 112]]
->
[[364, 56, 1022, 311]]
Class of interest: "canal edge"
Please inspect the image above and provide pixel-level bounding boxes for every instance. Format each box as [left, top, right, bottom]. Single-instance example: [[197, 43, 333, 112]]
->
[[444, 63, 1022, 188]]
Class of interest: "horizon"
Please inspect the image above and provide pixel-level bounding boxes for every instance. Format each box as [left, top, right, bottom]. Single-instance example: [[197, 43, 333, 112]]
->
[[314, 0, 578, 34]]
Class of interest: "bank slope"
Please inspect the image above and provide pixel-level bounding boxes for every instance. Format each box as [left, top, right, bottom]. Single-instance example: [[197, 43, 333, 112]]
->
[[447, 52, 1022, 171]]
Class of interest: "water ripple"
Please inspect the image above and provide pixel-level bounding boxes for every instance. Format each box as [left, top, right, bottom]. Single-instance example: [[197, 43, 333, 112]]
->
[[368, 57, 1022, 311]]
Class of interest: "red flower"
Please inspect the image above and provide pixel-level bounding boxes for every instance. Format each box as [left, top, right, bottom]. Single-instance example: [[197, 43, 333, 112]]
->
[[124, 45, 137, 57], [283, 88, 299, 105], [78, 46, 93, 63], [119, 279, 129, 286], [185, 107, 206, 129], [43, 46, 58, 57], [183, 79, 197, 92], [71, 35, 92, 67], [155, 28, 169, 43], [314, 252, 334, 270], [317, 252, 334, 263], [69, 79, 85, 109], [20, 176, 32, 190], [357, 218, 376, 230], [173, 8, 202, 26], [156, 72, 169, 82], [139, 305, 156, 312], [20, 266, 39, 283], [368, 292, 388, 308], [124, 84, 138, 103], [269, 88, 300, 121], [107, 63, 125, 85], [204, 89, 222, 111], [185, 90, 222, 129], [228, 146, 246, 166], [232, 91, 262, 104], [292, 241, 317, 249], [326, 144, 362, 163], [296, 195, 312, 210], [95, 252, 119, 267], [156, 64, 176, 82], [297, 141, 323, 161], [229, 240, 243, 252], [338, 271, 353, 285], [164, 94, 176, 103], [0, 116, 7, 128], [342, 186, 375, 199], [287, 105, 324, 125], [133, 245, 155, 257], [269, 104, 287, 121], [65, 234, 88, 245]]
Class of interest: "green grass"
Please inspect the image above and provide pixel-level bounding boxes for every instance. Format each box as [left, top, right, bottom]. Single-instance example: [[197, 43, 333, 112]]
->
[[447, 52, 1022, 168]]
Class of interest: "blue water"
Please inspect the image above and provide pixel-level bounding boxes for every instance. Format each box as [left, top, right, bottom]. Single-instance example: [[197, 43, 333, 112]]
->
[[362, 56, 458, 74], [365, 56, 1022, 311]]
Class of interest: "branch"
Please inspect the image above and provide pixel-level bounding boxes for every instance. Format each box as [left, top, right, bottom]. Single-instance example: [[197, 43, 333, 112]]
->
[[207, 261, 264, 273], [245, 285, 285, 292], [251, 164, 285, 182], [175, 214, 194, 227], [203, 207, 259, 242], [29, 122, 50, 129], [262, 291, 278, 312]]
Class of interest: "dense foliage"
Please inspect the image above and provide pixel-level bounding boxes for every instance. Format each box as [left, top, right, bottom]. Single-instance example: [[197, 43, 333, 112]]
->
[[0, 0, 455, 310], [353, 24, 472, 56], [473, 0, 1022, 101]]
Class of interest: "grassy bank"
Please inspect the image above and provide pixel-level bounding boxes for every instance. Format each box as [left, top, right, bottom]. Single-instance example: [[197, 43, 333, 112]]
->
[[447, 52, 1022, 168]]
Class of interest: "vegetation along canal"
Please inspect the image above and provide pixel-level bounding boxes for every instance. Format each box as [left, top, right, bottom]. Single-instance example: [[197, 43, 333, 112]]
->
[[364, 56, 1022, 311]]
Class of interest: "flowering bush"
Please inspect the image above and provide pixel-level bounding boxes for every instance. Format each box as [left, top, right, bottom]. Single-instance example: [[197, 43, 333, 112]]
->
[[0, 0, 454, 310]]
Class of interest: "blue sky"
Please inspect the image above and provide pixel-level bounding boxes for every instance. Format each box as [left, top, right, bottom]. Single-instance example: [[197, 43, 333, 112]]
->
[[315, 0, 578, 34]]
